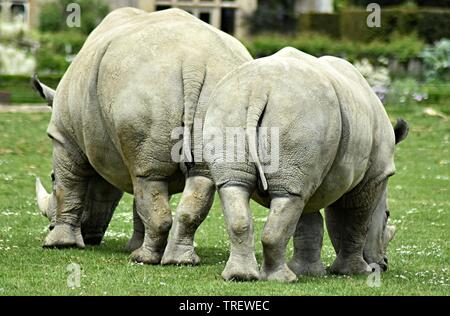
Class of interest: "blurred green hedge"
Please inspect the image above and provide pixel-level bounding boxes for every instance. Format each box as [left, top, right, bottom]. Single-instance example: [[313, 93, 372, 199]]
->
[[349, 0, 450, 8], [35, 31, 86, 74], [298, 8, 450, 43], [0, 74, 61, 104], [243, 33, 425, 62], [39, 0, 109, 35]]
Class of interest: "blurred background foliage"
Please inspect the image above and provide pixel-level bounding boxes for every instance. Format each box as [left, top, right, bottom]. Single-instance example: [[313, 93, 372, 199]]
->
[[38, 0, 109, 34], [0, 0, 449, 106]]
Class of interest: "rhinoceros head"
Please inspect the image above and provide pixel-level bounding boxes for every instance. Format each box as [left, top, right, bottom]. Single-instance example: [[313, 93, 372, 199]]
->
[[364, 118, 409, 271], [32, 75, 57, 229]]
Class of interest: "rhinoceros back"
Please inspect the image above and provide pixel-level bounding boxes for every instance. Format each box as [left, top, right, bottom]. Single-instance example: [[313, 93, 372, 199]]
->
[[50, 8, 252, 192]]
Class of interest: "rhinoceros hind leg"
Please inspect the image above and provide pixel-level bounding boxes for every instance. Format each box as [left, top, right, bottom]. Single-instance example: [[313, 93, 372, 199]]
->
[[260, 194, 304, 283], [288, 211, 326, 277], [219, 184, 260, 281], [130, 179, 172, 264], [162, 176, 215, 265]]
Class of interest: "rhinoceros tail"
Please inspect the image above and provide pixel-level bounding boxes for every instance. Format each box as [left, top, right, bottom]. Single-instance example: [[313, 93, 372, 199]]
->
[[246, 91, 269, 191], [182, 59, 206, 168]]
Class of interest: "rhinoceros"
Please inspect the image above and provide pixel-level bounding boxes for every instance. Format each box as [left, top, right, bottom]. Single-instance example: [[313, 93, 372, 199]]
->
[[203, 47, 408, 282], [33, 7, 253, 265]]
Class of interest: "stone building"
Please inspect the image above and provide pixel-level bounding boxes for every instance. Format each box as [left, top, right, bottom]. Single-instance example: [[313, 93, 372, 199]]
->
[[1, 0, 333, 36], [104, 0, 260, 38]]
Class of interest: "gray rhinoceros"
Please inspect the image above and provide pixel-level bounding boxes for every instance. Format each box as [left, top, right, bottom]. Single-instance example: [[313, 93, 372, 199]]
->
[[203, 47, 407, 282], [33, 7, 253, 265]]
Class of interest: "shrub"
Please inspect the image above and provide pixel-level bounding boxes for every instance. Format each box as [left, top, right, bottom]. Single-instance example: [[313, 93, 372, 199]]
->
[[34, 31, 87, 74], [420, 39, 450, 82], [39, 0, 109, 35], [35, 49, 69, 74], [298, 8, 450, 43], [38, 31, 86, 55], [39, 2, 64, 33], [243, 33, 424, 63], [417, 10, 450, 43], [0, 44, 36, 75], [0, 74, 61, 103], [416, 0, 450, 8], [349, 0, 407, 6], [298, 13, 340, 38], [386, 78, 428, 105]]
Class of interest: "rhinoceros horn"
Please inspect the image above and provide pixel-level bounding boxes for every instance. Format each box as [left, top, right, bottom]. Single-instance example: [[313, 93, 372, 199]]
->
[[386, 225, 396, 242], [36, 177, 52, 218]]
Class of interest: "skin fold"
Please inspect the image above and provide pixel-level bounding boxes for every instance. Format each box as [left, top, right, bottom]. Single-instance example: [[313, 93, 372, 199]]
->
[[203, 47, 408, 282]]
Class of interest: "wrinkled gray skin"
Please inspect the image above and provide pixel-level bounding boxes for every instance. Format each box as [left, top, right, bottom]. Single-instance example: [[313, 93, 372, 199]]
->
[[34, 7, 252, 265], [204, 47, 408, 282]]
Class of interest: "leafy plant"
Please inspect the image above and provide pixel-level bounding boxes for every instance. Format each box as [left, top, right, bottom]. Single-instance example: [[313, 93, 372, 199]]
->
[[39, 0, 109, 35], [243, 33, 424, 63], [387, 78, 429, 105], [420, 39, 450, 82], [354, 58, 391, 102]]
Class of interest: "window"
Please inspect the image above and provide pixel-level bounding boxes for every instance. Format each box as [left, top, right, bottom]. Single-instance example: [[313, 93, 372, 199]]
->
[[156, 5, 171, 11], [199, 11, 211, 24], [11, 3, 26, 21], [221, 8, 235, 34]]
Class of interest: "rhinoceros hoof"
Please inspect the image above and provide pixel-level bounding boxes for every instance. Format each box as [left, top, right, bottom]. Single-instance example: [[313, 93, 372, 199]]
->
[[124, 234, 144, 252], [329, 256, 372, 275], [82, 233, 104, 246], [43, 224, 85, 249], [221, 256, 260, 281], [261, 264, 298, 283], [161, 243, 200, 265], [288, 259, 326, 277], [130, 247, 162, 264]]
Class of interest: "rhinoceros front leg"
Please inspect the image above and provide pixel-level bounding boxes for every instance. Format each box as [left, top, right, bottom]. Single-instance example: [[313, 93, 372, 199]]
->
[[130, 178, 172, 264], [124, 200, 145, 252], [288, 211, 326, 277], [328, 181, 385, 275], [219, 184, 260, 281], [324, 206, 342, 256], [260, 195, 304, 283], [81, 175, 123, 245], [43, 147, 92, 249], [161, 175, 215, 265]]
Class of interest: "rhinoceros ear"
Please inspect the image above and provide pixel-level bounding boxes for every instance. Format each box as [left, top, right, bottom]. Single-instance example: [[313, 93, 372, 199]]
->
[[31, 74, 55, 107], [394, 118, 409, 144]]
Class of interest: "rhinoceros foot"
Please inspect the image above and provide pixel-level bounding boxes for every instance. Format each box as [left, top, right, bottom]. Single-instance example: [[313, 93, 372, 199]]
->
[[161, 243, 200, 265], [221, 255, 260, 281], [329, 256, 372, 275], [130, 246, 162, 264], [43, 224, 85, 249], [124, 232, 144, 252], [261, 263, 298, 283], [83, 234, 104, 246], [288, 259, 326, 277]]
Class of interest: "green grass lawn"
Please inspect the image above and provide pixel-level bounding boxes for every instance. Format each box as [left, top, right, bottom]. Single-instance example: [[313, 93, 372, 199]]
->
[[0, 103, 449, 296]]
